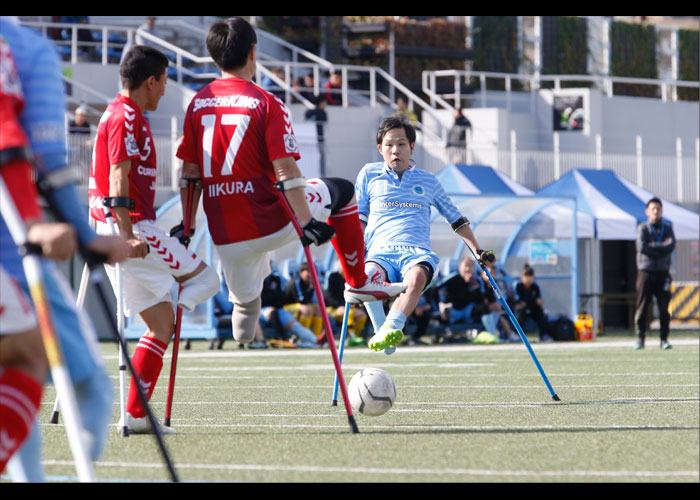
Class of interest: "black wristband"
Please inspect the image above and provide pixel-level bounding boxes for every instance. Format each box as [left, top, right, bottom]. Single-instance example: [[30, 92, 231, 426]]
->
[[451, 216, 470, 231]]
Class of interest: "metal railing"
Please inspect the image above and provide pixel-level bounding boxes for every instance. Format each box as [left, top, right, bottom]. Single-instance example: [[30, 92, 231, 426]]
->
[[24, 19, 447, 140], [423, 69, 700, 112]]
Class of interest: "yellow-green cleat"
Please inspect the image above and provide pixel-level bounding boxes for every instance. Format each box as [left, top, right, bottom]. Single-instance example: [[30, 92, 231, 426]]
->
[[368, 325, 404, 352]]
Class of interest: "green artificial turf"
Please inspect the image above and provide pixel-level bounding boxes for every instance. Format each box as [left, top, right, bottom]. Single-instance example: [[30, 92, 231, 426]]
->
[[4, 332, 698, 483]]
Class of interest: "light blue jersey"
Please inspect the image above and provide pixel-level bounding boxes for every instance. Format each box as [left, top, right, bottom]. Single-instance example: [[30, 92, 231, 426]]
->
[[0, 19, 112, 481], [356, 161, 463, 252], [0, 18, 97, 281]]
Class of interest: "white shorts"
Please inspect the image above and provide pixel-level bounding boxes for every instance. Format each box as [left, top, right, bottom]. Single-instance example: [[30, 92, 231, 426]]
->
[[0, 265, 37, 334], [216, 179, 332, 305], [96, 219, 203, 316]]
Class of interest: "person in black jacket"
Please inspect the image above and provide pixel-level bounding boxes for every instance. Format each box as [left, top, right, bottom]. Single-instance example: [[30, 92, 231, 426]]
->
[[446, 109, 472, 164], [513, 265, 552, 342], [634, 197, 676, 350]]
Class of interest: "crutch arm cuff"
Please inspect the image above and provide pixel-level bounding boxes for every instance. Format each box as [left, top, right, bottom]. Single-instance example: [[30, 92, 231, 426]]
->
[[451, 216, 470, 232], [178, 178, 202, 189], [102, 197, 135, 210], [274, 176, 307, 192]]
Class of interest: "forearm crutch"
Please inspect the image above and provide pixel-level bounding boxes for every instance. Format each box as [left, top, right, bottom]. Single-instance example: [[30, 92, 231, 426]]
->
[[331, 302, 351, 406], [468, 246, 560, 401], [102, 198, 134, 436], [164, 178, 196, 428], [275, 182, 359, 434], [50, 260, 90, 424], [0, 177, 96, 482]]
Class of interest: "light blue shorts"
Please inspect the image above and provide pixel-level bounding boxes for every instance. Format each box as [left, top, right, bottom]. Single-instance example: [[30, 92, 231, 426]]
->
[[366, 245, 440, 289]]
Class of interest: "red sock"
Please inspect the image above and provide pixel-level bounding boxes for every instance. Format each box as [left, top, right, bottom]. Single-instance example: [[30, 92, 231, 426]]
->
[[0, 368, 42, 472], [127, 336, 167, 418], [327, 203, 368, 288]]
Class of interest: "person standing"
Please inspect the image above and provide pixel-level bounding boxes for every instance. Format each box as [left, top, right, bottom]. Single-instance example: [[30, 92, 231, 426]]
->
[[446, 108, 472, 164], [634, 197, 676, 350], [89, 45, 219, 434], [355, 115, 495, 354], [1, 17, 129, 480], [174, 17, 406, 347]]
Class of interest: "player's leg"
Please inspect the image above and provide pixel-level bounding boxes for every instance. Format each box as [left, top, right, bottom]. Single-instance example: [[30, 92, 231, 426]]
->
[[42, 262, 114, 457], [634, 271, 652, 349], [0, 269, 45, 474], [138, 220, 219, 313], [123, 300, 176, 433], [369, 265, 429, 352], [655, 271, 672, 348], [312, 178, 407, 302], [368, 249, 438, 353]]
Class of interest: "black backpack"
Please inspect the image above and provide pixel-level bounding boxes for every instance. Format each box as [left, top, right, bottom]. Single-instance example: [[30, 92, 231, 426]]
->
[[549, 316, 576, 341]]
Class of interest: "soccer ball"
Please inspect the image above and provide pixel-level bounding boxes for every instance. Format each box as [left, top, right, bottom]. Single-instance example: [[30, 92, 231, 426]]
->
[[347, 368, 396, 416]]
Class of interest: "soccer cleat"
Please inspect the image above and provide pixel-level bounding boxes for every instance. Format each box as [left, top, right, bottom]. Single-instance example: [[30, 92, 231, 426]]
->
[[634, 343, 645, 350], [661, 341, 672, 350], [119, 413, 176, 435], [368, 325, 404, 352], [344, 278, 407, 304]]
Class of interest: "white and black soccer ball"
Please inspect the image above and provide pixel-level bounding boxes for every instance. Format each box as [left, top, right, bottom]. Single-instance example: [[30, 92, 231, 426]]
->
[[347, 368, 396, 416]]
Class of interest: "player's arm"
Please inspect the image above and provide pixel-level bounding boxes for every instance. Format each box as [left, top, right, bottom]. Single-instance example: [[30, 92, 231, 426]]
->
[[453, 219, 495, 267], [272, 156, 312, 226], [272, 156, 335, 246], [109, 160, 148, 258], [169, 161, 202, 245]]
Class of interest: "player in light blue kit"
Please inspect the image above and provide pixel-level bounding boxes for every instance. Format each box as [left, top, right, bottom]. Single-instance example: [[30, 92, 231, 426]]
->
[[354, 115, 495, 353], [0, 17, 129, 481]]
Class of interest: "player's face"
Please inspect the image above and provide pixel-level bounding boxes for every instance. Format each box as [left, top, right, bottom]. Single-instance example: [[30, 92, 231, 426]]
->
[[459, 259, 473, 281], [378, 127, 414, 173], [646, 202, 662, 223], [145, 70, 167, 111]]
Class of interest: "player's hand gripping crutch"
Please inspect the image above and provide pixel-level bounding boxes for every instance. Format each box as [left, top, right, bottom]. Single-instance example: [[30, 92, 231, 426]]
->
[[164, 178, 198, 428], [471, 247, 560, 401], [0, 177, 96, 482], [275, 181, 359, 434]]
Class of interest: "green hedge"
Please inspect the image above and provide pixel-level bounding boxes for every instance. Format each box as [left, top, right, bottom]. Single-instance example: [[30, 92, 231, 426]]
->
[[610, 21, 658, 97], [678, 29, 699, 101]]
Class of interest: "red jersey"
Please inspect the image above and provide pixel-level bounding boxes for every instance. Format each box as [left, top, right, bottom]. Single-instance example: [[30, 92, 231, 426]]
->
[[176, 77, 301, 245], [0, 37, 41, 222], [89, 94, 157, 223]]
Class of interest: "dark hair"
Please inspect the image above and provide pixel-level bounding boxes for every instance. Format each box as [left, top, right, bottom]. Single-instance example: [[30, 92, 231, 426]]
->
[[206, 17, 257, 72], [119, 45, 169, 91], [376, 115, 416, 145], [646, 197, 662, 208], [521, 264, 535, 277]]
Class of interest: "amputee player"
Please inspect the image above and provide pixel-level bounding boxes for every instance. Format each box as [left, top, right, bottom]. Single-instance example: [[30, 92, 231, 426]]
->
[[89, 45, 219, 434], [0, 17, 129, 481], [175, 17, 406, 344], [355, 115, 496, 354]]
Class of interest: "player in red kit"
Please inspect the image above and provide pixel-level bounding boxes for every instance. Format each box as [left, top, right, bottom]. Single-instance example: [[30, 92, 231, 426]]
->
[[176, 17, 406, 344], [90, 45, 219, 434]]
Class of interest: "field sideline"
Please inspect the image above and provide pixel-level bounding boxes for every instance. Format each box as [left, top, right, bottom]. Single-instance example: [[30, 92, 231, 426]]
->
[[2, 333, 698, 483]]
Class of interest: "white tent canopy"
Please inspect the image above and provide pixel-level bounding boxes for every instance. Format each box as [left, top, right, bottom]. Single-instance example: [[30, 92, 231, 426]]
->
[[537, 169, 699, 241]]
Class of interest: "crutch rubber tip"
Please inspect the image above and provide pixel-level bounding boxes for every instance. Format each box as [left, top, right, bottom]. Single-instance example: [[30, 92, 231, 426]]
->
[[164, 418, 171, 427], [348, 416, 360, 434], [552, 394, 561, 401], [121, 426, 129, 437], [331, 400, 338, 406], [49, 411, 60, 424]]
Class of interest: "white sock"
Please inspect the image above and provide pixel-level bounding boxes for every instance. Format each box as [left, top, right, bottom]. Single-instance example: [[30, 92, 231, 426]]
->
[[364, 300, 386, 332]]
